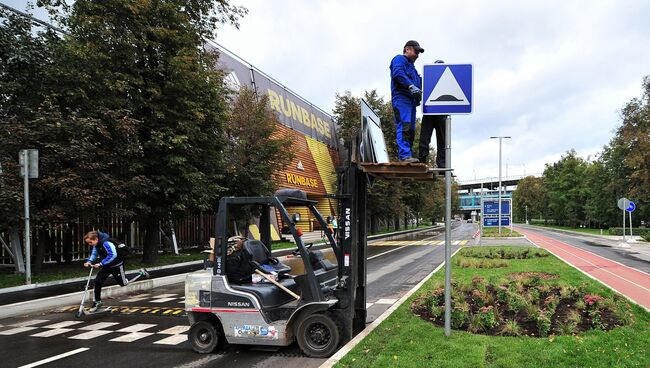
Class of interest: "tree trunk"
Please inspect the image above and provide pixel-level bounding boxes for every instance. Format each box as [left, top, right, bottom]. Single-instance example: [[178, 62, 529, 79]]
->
[[370, 215, 377, 234], [394, 215, 401, 231], [62, 224, 73, 264], [34, 228, 49, 274], [142, 216, 160, 264]]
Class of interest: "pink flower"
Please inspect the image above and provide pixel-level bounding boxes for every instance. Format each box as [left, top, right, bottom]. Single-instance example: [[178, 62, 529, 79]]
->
[[583, 294, 602, 306]]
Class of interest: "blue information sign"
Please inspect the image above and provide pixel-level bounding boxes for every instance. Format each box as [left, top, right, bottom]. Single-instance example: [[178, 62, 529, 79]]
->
[[627, 201, 636, 212], [483, 201, 510, 215], [422, 64, 473, 115], [483, 217, 510, 227]]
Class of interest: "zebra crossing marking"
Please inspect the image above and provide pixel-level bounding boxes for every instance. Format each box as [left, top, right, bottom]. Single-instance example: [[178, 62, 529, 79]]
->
[[1, 319, 189, 345]]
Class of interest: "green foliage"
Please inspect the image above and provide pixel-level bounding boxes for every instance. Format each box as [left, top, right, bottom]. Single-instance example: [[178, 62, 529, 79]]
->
[[499, 319, 522, 336], [536, 311, 552, 337], [513, 76, 650, 229], [450, 301, 470, 329], [223, 87, 294, 197]]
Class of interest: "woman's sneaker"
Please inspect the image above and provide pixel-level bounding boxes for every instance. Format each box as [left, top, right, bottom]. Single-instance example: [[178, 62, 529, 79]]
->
[[139, 268, 150, 279], [88, 301, 103, 313]]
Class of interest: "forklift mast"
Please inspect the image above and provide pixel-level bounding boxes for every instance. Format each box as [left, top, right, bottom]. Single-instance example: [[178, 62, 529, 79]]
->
[[333, 128, 369, 341]]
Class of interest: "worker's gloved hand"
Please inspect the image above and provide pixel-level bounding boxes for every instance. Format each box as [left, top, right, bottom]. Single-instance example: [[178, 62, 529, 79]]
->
[[408, 84, 422, 100]]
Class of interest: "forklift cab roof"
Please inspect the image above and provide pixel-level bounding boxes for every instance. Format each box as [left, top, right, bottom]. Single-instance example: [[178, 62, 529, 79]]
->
[[219, 189, 316, 207]]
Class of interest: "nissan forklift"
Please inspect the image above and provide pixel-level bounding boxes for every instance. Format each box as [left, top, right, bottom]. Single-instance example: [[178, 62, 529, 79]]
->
[[184, 99, 435, 357]]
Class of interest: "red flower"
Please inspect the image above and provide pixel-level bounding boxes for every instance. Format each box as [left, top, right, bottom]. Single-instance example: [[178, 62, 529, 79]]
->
[[583, 294, 602, 306]]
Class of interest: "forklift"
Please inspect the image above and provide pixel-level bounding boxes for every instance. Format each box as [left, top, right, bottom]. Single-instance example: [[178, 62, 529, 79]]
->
[[185, 99, 436, 357]]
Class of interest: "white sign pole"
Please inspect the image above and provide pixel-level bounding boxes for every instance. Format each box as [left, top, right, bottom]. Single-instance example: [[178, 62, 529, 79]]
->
[[22, 150, 31, 285], [622, 208, 626, 241], [444, 115, 452, 337], [629, 211, 633, 238]]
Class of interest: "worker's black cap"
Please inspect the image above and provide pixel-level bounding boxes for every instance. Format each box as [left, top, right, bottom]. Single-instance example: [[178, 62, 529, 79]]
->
[[404, 40, 424, 53]]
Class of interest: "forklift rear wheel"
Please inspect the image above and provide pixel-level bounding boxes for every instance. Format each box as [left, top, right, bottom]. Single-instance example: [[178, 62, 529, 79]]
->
[[296, 313, 341, 358], [189, 320, 221, 354]]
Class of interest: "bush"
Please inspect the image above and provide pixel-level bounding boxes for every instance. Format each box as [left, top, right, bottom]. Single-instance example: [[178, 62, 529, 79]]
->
[[608, 227, 650, 238], [411, 275, 634, 337]]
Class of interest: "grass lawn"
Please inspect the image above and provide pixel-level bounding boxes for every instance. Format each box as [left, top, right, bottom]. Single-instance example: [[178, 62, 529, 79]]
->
[[482, 227, 523, 237], [529, 224, 605, 236], [336, 246, 649, 368], [0, 251, 204, 289]]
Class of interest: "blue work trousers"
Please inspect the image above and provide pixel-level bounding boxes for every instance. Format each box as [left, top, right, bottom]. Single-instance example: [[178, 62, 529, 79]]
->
[[392, 98, 417, 160]]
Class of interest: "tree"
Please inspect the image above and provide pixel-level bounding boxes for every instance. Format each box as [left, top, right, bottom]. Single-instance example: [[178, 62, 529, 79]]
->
[[34, 0, 247, 263], [0, 7, 136, 270], [512, 176, 545, 222], [542, 150, 588, 226], [224, 87, 294, 197]]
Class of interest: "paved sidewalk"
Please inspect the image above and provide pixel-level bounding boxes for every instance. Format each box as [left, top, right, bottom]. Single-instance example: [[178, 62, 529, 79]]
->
[[518, 227, 650, 310]]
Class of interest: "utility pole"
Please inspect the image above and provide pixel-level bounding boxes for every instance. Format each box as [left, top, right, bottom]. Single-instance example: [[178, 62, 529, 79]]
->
[[490, 136, 511, 235]]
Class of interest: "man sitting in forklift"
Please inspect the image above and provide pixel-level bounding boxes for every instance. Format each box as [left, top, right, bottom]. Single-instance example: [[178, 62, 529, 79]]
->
[[225, 235, 254, 284]]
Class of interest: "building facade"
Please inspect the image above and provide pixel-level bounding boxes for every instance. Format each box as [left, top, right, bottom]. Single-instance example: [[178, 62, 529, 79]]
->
[[209, 41, 340, 234]]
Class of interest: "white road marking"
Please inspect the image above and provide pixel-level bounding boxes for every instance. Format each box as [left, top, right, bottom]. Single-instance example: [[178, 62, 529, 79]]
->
[[154, 334, 188, 345], [70, 330, 114, 340], [121, 296, 150, 303], [365, 303, 374, 309], [31, 328, 74, 337], [43, 321, 84, 329], [116, 324, 157, 333], [110, 332, 154, 342], [0, 326, 39, 335], [152, 294, 178, 298], [18, 348, 90, 368], [150, 297, 177, 303], [9, 320, 49, 327], [157, 325, 190, 334], [375, 298, 397, 304], [78, 322, 119, 330]]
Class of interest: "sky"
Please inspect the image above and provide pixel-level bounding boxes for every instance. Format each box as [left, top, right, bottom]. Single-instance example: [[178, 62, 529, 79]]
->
[[5, 0, 650, 181]]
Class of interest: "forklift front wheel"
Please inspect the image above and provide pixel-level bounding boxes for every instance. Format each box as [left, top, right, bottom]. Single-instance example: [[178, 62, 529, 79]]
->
[[296, 313, 341, 358], [189, 320, 221, 354]]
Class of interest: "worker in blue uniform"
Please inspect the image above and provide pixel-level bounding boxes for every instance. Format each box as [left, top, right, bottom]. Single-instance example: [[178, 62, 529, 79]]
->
[[390, 40, 424, 163]]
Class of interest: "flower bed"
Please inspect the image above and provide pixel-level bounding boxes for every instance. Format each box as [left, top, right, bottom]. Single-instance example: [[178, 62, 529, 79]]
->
[[412, 248, 633, 337]]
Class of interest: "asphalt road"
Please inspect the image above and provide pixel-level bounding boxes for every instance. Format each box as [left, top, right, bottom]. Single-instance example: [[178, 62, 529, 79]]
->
[[0, 222, 475, 368]]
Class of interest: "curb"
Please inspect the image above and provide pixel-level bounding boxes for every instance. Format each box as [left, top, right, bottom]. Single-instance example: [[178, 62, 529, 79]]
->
[[0, 274, 186, 319], [0, 260, 202, 295], [1, 226, 439, 295], [320, 247, 462, 368], [0, 226, 440, 320]]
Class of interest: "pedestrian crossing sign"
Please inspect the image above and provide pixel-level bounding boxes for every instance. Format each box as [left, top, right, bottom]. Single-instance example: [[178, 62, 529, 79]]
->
[[422, 63, 473, 115]]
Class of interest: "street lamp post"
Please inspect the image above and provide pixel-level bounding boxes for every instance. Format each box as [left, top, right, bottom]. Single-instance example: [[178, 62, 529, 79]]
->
[[490, 136, 511, 235]]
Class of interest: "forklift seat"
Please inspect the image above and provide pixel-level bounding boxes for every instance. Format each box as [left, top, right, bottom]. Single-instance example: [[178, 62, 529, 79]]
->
[[243, 240, 292, 275], [231, 278, 301, 309]]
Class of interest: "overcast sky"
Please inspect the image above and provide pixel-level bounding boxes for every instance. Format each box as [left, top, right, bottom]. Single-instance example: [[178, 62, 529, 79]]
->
[[6, 0, 650, 181]]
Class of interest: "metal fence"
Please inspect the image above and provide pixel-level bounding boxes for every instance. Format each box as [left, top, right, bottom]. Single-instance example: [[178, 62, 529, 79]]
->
[[0, 212, 216, 265]]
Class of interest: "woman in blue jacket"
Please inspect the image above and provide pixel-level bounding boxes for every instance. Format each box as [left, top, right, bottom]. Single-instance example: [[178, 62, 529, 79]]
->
[[83, 231, 149, 312]]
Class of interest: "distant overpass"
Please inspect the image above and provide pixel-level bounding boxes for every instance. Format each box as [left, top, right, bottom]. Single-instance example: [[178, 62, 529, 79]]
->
[[457, 174, 541, 218]]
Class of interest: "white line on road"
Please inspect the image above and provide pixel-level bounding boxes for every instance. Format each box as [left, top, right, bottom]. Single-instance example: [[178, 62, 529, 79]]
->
[[153, 334, 188, 345], [18, 347, 89, 368], [368, 233, 450, 261]]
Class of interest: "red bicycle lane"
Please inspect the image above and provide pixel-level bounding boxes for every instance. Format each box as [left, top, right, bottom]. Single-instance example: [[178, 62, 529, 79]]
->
[[515, 227, 650, 310]]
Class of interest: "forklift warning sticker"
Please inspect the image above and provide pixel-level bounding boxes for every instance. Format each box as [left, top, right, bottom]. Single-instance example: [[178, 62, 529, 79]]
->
[[234, 325, 278, 339]]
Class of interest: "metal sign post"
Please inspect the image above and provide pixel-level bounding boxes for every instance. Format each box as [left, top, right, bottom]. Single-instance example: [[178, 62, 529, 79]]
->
[[617, 197, 631, 241], [443, 115, 452, 337], [19, 149, 39, 285], [423, 62, 472, 338]]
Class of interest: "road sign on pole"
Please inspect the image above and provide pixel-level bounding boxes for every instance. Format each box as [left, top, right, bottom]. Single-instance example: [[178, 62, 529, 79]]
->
[[422, 64, 473, 115], [20, 149, 39, 285], [424, 63, 473, 337]]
